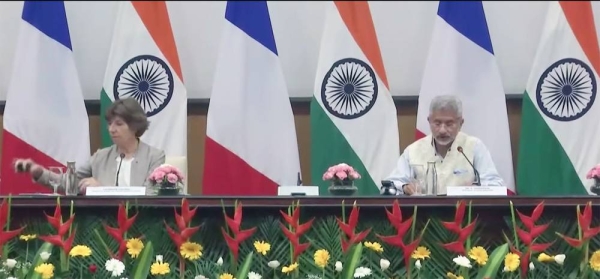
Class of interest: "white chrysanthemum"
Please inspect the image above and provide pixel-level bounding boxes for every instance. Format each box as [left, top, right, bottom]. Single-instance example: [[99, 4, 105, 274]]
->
[[529, 262, 535, 271], [7, 277, 17, 279], [156, 255, 163, 263], [3, 259, 16, 269], [335, 261, 343, 272], [453, 255, 472, 268], [248, 271, 262, 279], [268, 260, 280, 269], [353, 266, 372, 278], [105, 258, 125, 277], [40, 252, 51, 262], [217, 257, 224, 266], [194, 276, 208, 279], [555, 254, 566, 265], [415, 259, 422, 269], [380, 259, 390, 270]]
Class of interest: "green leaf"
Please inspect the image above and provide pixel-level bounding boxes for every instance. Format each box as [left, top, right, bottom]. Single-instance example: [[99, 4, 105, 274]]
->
[[130, 241, 154, 279], [476, 243, 508, 279], [26, 242, 53, 279], [235, 251, 254, 279], [341, 242, 362, 279], [562, 247, 584, 274]]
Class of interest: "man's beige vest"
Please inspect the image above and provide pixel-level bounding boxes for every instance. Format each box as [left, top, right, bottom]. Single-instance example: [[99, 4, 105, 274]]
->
[[405, 132, 478, 194]]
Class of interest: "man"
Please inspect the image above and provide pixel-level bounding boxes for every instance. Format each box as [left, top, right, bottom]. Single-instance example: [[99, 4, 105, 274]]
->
[[387, 95, 504, 195]]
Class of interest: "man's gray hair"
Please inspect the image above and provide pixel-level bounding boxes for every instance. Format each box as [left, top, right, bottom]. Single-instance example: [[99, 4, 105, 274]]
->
[[429, 95, 463, 117]]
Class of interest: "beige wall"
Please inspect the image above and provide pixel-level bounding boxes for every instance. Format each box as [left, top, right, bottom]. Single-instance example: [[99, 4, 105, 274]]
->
[[0, 99, 523, 195]]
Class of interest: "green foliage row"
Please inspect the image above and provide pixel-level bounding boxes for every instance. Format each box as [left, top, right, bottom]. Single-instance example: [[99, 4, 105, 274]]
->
[[1, 203, 599, 279]]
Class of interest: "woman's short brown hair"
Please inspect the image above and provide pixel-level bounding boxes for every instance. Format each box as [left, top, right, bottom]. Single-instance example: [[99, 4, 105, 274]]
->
[[104, 98, 149, 138]]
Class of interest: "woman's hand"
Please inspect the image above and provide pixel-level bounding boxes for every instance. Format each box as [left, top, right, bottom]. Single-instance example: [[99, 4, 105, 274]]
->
[[13, 158, 44, 179], [78, 177, 101, 190]]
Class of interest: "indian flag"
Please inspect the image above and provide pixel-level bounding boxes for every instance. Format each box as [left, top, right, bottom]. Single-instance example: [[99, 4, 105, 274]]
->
[[311, 1, 399, 196], [100, 1, 187, 158], [0, 1, 90, 194], [518, 1, 600, 195]]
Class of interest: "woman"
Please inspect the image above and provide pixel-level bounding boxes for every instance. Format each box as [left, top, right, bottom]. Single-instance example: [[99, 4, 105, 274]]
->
[[15, 98, 165, 194]]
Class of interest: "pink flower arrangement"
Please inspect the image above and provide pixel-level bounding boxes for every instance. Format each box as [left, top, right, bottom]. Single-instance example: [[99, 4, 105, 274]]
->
[[322, 163, 361, 181], [586, 164, 600, 180], [149, 164, 185, 188]]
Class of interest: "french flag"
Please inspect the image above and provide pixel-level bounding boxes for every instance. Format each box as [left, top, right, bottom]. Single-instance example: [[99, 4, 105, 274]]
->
[[0, 1, 90, 194], [415, 1, 515, 194], [202, 1, 301, 195]]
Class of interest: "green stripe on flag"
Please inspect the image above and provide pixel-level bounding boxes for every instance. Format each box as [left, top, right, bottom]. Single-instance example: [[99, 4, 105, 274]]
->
[[100, 88, 113, 148], [517, 92, 587, 196], [310, 97, 379, 196]]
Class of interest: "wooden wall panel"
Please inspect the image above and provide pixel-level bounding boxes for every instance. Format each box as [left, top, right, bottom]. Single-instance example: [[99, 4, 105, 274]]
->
[[0, 99, 522, 195]]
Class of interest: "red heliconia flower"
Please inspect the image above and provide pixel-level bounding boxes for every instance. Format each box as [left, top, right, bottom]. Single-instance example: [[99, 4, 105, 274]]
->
[[558, 201, 600, 247], [440, 200, 477, 255], [280, 203, 314, 261], [39, 202, 76, 256], [0, 199, 25, 256], [510, 201, 553, 277], [88, 264, 97, 273], [376, 200, 421, 276], [103, 203, 138, 260], [164, 198, 201, 248], [221, 202, 256, 261], [336, 202, 371, 253]]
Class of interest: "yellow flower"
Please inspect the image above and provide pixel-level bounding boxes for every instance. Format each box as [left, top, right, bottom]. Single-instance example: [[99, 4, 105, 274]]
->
[[538, 252, 553, 263], [219, 273, 235, 279], [282, 262, 299, 273], [69, 245, 92, 257], [446, 272, 464, 279], [254, 240, 271, 255], [34, 263, 54, 279], [504, 252, 520, 272], [411, 246, 431, 260], [19, 234, 37, 241], [364, 241, 383, 253], [590, 250, 600, 271], [314, 249, 330, 268], [150, 261, 170, 275], [126, 238, 144, 258], [180, 241, 203, 260], [468, 246, 488, 266]]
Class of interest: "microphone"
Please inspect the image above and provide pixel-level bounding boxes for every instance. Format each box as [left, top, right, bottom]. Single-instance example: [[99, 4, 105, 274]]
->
[[296, 172, 302, 186], [115, 153, 125, 186], [457, 146, 481, 186]]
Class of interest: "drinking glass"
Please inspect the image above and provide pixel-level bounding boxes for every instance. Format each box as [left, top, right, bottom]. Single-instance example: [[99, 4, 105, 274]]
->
[[48, 167, 65, 195], [409, 164, 426, 195]]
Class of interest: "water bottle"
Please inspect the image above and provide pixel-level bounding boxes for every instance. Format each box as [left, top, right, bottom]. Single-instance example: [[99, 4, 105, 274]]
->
[[64, 161, 78, 196], [425, 161, 438, 196]]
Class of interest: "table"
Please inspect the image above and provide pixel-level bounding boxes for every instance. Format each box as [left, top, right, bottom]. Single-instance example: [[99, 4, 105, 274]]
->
[[3, 196, 597, 278]]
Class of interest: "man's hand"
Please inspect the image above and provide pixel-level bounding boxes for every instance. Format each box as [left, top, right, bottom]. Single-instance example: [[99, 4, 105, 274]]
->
[[402, 183, 417, 195]]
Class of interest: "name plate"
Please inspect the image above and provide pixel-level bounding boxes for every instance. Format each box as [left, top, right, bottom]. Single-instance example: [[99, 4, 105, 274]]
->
[[446, 186, 507, 196], [278, 186, 319, 196], [86, 186, 146, 196]]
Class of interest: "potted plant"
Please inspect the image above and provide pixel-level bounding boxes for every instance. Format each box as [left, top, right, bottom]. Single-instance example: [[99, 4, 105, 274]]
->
[[148, 164, 184, 196], [586, 164, 600, 195], [323, 163, 361, 196]]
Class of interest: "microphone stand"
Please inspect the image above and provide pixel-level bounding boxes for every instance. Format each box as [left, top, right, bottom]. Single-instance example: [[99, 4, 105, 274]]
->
[[115, 153, 125, 186], [457, 146, 481, 186]]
